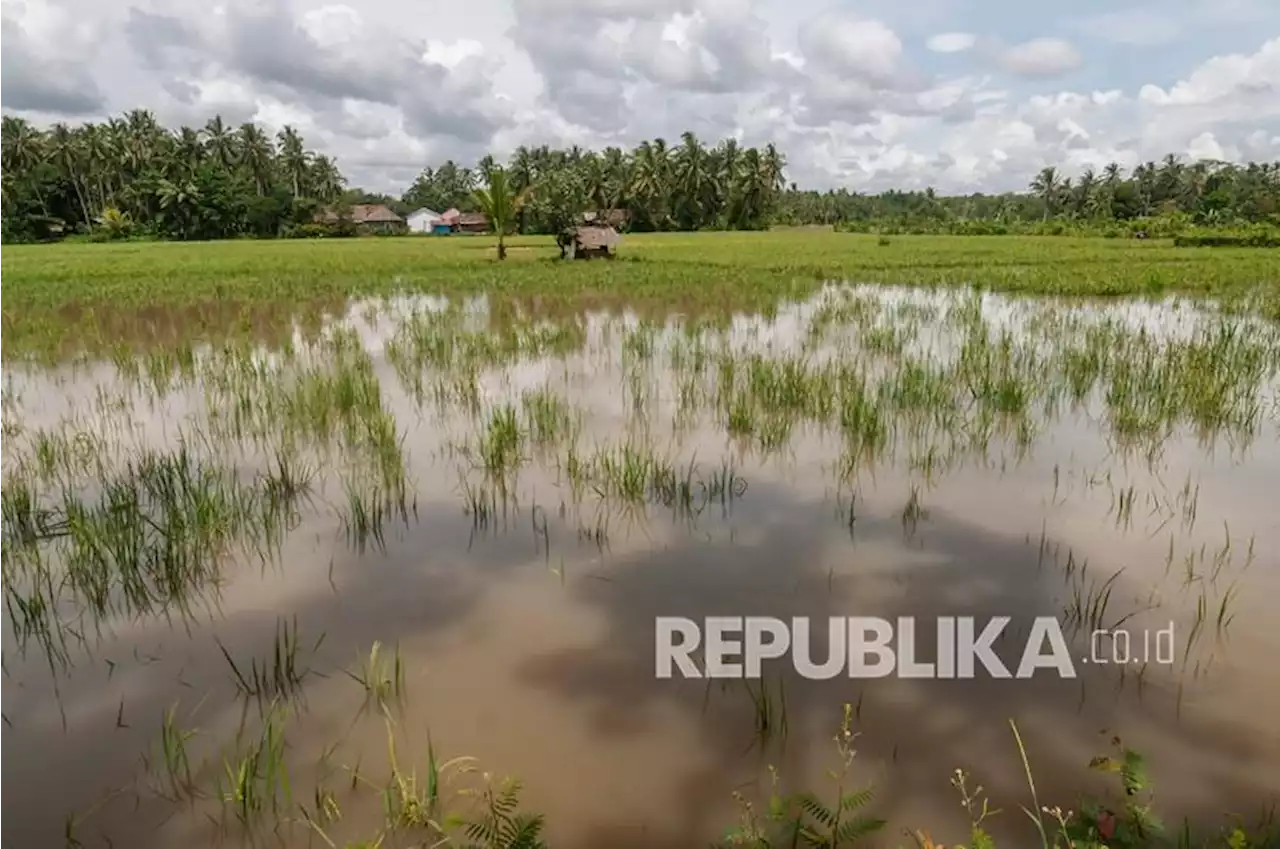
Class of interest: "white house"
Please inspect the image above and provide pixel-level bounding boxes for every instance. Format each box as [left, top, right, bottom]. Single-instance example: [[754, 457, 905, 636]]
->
[[406, 208, 442, 233]]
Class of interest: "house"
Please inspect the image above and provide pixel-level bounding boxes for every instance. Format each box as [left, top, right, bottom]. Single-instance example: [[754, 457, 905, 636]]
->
[[559, 225, 620, 260], [315, 203, 407, 235], [456, 212, 490, 234], [582, 209, 630, 229], [405, 208, 442, 233], [439, 208, 461, 227]]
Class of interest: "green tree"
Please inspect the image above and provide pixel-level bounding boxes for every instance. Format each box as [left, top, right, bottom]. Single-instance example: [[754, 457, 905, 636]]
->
[[471, 166, 526, 260]]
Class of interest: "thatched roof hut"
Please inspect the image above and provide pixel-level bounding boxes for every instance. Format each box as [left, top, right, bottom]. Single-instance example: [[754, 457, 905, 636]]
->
[[562, 225, 620, 259], [578, 224, 622, 250]]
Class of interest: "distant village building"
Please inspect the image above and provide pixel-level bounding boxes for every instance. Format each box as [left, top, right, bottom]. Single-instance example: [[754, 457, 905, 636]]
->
[[315, 204, 407, 235], [456, 212, 490, 234], [423, 208, 490, 235], [406, 208, 442, 233]]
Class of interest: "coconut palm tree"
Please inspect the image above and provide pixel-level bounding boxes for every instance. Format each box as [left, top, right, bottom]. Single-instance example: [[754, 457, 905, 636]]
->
[[1030, 166, 1060, 219], [471, 166, 525, 260]]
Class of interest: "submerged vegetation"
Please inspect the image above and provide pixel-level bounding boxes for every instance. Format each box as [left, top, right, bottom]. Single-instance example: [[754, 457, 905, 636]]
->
[[3, 279, 1279, 847]]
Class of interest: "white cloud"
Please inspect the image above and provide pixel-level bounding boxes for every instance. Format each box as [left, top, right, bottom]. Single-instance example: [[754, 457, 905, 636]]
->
[[0, 0, 1275, 195], [796, 13, 903, 83], [996, 37, 1083, 78], [1138, 37, 1279, 106], [926, 32, 976, 54]]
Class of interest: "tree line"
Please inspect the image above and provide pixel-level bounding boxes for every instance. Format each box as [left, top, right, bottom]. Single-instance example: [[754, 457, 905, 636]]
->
[[1, 111, 344, 242], [3, 108, 1277, 243], [781, 159, 1279, 235]]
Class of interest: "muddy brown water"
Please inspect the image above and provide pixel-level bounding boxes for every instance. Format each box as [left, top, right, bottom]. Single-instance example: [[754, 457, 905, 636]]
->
[[3, 287, 1279, 848]]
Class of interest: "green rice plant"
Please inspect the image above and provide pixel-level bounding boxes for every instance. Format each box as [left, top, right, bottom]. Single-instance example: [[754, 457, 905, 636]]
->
[[1063, 567, 1123, 633], [218, 702, 292, 830], [521, 388, 576, 449], [476, 404, 525, 480], [1216, 582, 1240, 633], [381, 727, 479, 836], [158, 702, 199, 802], [217, 616, 323, 712], [1, 443, 306, 668], [706, 459, 749, 510], [591, 442, 664, 504], [345, 641, 406, 715], [743, 674, 789, 749], [901, 485, 930, 539]]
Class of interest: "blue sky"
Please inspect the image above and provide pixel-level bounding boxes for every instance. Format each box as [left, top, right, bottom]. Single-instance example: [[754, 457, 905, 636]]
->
[[3, 0, 1277, 193]]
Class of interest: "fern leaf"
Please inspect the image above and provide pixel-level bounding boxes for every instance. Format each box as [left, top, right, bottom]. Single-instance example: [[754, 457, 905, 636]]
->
[[506, 814, 546, 849], [797, 823, 830, 847], [838, 787, 875, 812], [836, 816, 886, 843], [796, 792, 836, 827], [1120, 748, 1149, 796]]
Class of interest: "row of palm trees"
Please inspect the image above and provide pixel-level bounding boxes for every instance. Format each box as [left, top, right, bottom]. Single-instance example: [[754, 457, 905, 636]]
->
[[2, 110, 344, 240], [4, 106, 1276, 242], [1029, 156, 1280, 223], [772, 158, 1278, 230], [403, 132, 789, 234]]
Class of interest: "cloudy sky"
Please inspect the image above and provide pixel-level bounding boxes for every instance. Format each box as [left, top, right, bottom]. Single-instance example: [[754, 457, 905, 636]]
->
[[3, 0, 1278, 194]]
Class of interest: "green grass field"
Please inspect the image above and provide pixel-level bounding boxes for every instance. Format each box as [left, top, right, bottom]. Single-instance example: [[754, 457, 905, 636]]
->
[[3, 231, 1277, 359], [6, 232, 1277, 304]]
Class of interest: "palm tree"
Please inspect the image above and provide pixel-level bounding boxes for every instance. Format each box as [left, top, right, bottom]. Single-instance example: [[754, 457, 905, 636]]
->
[[1030, 166, 1060, 219], [471, 166, 525, 260], [310, 155, 345, 202], [202, 115, 236, 170], [276, 126, 309, 197], [675, 131, 712, 228], [238, 123, 274, 195]]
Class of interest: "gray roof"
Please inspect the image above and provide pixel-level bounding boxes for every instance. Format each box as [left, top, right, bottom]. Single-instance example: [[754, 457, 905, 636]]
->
[[408, 208, 441, 218]]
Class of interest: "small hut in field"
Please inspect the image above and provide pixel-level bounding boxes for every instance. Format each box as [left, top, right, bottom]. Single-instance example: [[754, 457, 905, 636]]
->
[[559, 225, 620, 260]]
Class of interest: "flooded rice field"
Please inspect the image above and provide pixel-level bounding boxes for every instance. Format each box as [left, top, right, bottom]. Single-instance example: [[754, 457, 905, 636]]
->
[[3, 285, 1279, 848]]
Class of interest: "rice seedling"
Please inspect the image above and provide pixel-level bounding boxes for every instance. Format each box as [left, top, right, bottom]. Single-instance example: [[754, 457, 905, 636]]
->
[[1063, 566, 1123, 633], [900, 485, 929, 539], [1, 443, 306, 670], [158, 702, 200, 802], [217, 702, 292, 830], [742, 674, 789, 750], [381, 727, 481, 836], [1216, 582, 1240, 633], [475, 404, 525, 480], [341, 479, 391, 555], [345, 641, 407, 715], [521, 388, 576, 448], [217, 616, 323, 712]]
